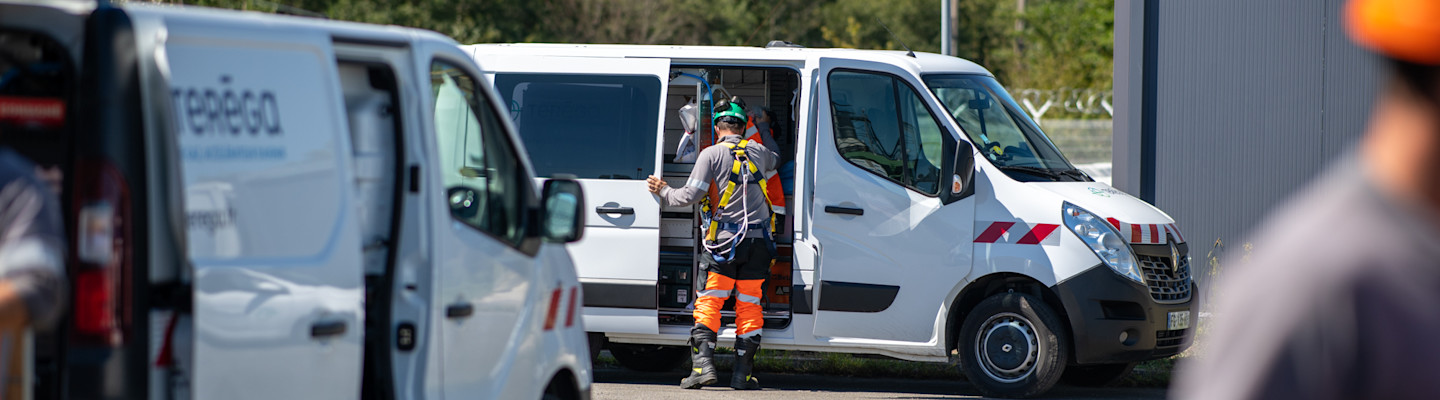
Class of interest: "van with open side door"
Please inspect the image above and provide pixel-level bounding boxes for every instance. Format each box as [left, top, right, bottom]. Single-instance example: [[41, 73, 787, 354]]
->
[[0, 2, 591, 399], [464, 43, 1196, 398]]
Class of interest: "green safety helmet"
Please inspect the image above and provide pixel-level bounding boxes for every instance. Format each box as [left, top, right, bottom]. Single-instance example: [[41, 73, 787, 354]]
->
[[713, 100, 747, 125]]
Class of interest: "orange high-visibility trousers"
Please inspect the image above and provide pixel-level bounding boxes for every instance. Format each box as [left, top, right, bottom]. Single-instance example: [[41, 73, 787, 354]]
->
[[693, 272, 765, 336]]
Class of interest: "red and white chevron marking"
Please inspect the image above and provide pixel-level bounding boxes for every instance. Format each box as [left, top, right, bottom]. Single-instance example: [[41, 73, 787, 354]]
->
[[1105, 218, 1185, 244], [974, 222, 1062, 246]]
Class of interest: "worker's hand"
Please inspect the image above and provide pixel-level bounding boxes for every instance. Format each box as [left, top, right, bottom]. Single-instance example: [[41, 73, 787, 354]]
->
[[646, 175, 667, 195]]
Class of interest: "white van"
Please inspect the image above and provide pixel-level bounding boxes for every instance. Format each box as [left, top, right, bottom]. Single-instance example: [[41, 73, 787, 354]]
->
[[0, 2, 591, 399], [465, 43, 1195, 398]]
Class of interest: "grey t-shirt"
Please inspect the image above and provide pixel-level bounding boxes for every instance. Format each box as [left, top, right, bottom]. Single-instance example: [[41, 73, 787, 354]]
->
[[1172, 153, 1440, 400], [658, 135, 778, 241]]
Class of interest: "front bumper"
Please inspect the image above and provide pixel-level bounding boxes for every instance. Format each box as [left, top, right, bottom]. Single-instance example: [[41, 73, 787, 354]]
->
[[1052, 259, 1195, 365]]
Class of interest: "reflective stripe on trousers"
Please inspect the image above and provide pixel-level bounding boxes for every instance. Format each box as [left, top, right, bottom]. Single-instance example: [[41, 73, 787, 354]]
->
[[693, 272, 765, 336]]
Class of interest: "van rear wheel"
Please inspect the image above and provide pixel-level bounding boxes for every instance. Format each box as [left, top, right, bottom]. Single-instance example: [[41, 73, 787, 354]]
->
[[608, 343, 688, 372], [957, 292, 1068, 398]]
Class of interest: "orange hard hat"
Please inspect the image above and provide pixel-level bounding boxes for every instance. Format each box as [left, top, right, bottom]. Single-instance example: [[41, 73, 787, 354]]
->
[[1346, 0, 1440, 65]]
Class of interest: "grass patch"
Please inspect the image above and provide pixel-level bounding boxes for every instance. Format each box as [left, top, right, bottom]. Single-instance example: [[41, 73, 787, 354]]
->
[[1116, 356, 1180, 387], [593, 353, 619, 369], [734, 350, 963, 381], [751, 349, 792, 371], [816, 352, 867, 374]]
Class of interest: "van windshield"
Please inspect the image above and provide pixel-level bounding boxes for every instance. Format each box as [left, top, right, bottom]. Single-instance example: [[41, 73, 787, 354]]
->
[[493, 73, 660, 179], [922, 74, 1086, 182]]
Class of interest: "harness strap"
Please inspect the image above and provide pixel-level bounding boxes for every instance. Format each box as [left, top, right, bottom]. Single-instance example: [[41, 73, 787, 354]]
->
[[702, 140, 778, 257]]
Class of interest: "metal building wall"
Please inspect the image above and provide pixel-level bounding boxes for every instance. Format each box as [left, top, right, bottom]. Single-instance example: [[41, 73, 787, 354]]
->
[[1114, 0, 1381, 276]]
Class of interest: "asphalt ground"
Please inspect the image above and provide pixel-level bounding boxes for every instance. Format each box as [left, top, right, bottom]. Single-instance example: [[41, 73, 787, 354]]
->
[[591, 365, 1170, 400]]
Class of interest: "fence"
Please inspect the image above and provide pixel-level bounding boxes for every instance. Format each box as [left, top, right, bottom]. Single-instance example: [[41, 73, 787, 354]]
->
[[1015, 88, 1114, 120], [1038, 118, 1113, 185], [1006, 87, 1115, 185]]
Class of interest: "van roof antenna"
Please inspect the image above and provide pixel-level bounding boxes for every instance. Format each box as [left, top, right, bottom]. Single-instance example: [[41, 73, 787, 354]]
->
[[876, 18, 916, 58]]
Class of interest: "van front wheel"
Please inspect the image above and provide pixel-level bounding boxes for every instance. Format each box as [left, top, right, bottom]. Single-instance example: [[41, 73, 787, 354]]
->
[[608, 343, 689, 372], [958, 292, 1068, 398]]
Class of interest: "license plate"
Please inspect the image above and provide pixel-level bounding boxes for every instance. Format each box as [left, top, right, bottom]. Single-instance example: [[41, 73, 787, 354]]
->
[[1167, 310, 1191, 330]]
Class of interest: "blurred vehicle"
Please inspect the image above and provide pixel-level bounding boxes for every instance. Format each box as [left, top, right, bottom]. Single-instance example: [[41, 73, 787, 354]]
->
[[466, 43, 1194, 398], [0, 2, 590, 399]]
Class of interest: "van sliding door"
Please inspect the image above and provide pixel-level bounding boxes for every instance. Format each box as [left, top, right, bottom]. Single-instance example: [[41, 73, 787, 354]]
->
[[473, 54, 669, 335]]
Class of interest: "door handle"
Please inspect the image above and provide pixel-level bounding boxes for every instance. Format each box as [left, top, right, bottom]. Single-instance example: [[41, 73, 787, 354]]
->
[[310, 320, 347, 338], [595, 206, 634, 215], [824, 206, 864, 216], [446, 302, 474, 319]]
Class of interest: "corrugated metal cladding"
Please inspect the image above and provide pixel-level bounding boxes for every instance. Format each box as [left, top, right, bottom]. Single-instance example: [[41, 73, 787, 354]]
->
[[1117, 0, 1382, 282]]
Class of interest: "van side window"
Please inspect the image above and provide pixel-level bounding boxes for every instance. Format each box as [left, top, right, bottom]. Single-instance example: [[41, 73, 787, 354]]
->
[[492, 73, 661, 179], [431, 60, 526, 246], [828, 70, 947, 195]]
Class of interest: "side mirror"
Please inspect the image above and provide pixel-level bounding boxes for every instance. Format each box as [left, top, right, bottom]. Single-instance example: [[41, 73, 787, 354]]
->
[[447, 186, 482, 220], [944, 142, 976, 204], [540, 179, 586, 243]]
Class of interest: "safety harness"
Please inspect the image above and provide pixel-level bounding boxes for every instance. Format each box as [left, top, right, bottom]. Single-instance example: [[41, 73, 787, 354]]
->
[[701, 139, 776, 263]]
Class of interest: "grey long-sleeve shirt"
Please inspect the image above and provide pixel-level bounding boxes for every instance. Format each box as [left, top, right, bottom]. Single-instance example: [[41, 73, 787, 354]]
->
[[658, 135, 778, 241]]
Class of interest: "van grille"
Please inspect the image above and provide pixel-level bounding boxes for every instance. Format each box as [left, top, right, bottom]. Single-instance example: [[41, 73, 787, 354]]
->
[[1137, 254, 1191, 303]]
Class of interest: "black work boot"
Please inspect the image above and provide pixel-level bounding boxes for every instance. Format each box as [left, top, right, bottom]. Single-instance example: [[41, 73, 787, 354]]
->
[[680, 326, 718, 389], [730, 334, 762, 390]]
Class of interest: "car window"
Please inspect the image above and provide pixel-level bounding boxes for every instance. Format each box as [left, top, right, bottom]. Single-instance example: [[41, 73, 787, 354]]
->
[[492, 73, 660, 179], [431, 60, 526, 246], [828, 70, 948, 195]]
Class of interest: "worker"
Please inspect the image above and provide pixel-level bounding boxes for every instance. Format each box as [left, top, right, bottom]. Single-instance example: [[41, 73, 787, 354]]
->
[[734, 100, 787, 216], [647, 98, 778, 390], [1172, 0, 1440, 399]]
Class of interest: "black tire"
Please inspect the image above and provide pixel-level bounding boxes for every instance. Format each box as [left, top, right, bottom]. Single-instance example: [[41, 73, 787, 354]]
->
[[1061, 362, 1135, 387], [957, 292, 1069, 399], [608, 343, 689, 372], [542, 374, 575, 400]]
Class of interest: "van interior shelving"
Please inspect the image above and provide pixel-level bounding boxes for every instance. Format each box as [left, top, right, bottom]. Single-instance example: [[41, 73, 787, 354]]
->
[[656, 65, 801, 330]]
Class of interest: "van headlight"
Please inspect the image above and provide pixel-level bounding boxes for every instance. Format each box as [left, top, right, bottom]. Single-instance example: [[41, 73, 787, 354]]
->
[[1062, 202, 1144, 284]]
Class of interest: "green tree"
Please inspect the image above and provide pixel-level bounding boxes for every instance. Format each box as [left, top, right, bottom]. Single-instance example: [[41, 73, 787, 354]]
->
[[949, 0, 1024, 85], [143, 0, 1111, 91], [1014, 0, 1113, 89], [817, 0, 943, 53]]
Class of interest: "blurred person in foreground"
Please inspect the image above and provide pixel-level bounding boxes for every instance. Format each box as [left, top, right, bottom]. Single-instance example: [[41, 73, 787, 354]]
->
[[1172, 1, 1440, 399], [0, 129, 66, 397]]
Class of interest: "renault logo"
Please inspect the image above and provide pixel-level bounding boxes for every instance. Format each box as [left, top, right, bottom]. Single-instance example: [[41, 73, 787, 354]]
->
[[1168, 235, 1180, 273]]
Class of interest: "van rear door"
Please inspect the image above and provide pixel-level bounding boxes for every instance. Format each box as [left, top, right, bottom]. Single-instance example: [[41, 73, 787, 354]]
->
[[473, 53, 669, 335], [164, 19, 365, 399]]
